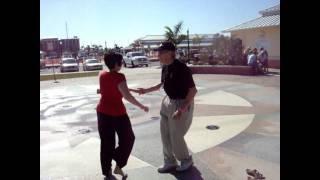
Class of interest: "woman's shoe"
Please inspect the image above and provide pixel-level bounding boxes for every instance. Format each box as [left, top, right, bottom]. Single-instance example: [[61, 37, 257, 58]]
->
[[114, 165, 128, 178]]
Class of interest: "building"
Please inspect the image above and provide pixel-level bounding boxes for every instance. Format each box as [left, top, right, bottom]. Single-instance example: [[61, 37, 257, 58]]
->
[[127, 34, 218, 57], [40, 37, 80, 58], [59, 37, 80, 56], [40, 51, 45, 59], [138, 34, 214, 48], [40, 38, 60, 57], [223, 4, 280, 68]]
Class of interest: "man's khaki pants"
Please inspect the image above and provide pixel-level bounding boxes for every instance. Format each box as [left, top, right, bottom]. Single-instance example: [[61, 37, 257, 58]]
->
[[160, 95, 194, 164]]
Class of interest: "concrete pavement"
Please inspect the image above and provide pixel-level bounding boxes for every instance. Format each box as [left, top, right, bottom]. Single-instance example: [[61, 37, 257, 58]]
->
[[40, 66, 280, 180]]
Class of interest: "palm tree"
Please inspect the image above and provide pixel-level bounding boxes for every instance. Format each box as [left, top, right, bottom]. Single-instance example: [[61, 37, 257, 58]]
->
[[97, 45, 104, 56], [131, 40, 140, 50], [86, 45, 91, 56], [164, 21, 187, 46]]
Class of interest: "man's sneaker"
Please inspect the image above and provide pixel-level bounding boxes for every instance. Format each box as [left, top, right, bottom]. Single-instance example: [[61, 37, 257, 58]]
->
[[157, 163, 178, 173], [176, 159, 193, 172]]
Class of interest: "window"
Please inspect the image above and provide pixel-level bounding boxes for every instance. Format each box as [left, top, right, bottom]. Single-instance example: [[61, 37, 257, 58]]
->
[[132, 52, 144, 57], [86, 59, 99, 63], [63, 59, 76, 64]]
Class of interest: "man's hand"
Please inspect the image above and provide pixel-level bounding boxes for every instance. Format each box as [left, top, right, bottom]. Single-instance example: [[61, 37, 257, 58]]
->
[[129, 88, 139, 93], [129, 88, 146, 95], [172, 109, 183, 120], [137, 88, 146, 95], [141, 105, 149, 112]]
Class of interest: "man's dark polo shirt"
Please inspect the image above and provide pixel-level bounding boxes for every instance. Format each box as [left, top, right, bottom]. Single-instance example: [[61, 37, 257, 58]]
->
[[161, 59, 195, 99]]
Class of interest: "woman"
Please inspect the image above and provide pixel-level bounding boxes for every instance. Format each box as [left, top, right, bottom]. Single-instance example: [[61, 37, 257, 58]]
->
[[96, 52, 148, 179]]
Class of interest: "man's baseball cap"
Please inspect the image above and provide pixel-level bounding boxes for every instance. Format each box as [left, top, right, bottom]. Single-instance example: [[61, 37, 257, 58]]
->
[[155, 41, 176, 51]]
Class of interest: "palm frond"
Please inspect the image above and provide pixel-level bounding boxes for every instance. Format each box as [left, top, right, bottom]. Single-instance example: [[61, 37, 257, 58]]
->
[[174, 21, 183, 36], [176, 34, 187, 44], [164, 26, 174, 35]]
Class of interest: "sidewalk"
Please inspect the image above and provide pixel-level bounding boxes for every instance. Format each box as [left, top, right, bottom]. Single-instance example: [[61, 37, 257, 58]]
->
[[40, 69, 279, 180], [268, 68, 280, 74]]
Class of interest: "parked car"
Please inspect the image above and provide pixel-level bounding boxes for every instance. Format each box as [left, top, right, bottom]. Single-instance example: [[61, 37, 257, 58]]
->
[[83, 59, 103, 71], [62, 54, 73, 58], [60, 58, 79, 72], [123, 52, 149, 67], [40, 59, 46, 69]]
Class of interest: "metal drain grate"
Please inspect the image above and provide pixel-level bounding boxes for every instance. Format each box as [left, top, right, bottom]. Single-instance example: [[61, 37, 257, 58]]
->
[[151, 116, 160, 121], [206, 125, 219, 130]]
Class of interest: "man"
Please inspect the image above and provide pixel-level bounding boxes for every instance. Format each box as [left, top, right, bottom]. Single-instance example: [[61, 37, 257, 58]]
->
[[247, 49, 258, 75], [136, 41, 197, 173], [243, 47, 251, 65], [258, 47, 269, 73]]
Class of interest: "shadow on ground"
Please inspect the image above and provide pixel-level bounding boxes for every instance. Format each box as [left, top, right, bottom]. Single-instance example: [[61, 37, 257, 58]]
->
[[169, 165, 206, 180]]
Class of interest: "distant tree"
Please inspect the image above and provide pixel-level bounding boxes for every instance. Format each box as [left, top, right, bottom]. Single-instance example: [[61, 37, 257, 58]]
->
[[212, 34, 229, 61], [164, 21, 187, 46], [211, 33, 243, 65], [130, 40, 140, 50], [86, 45, 91, 56], [113, 44, 121, 53]]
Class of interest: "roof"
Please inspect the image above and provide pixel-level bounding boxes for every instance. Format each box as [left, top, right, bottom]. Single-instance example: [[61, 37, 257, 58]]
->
[[259, 4, 280, 16], [139, 35, 166, 41], [177, 42, 213, 47], [143, 44, 160, 49], [141, 42, 213, 49], [188, 34, 215, 39], [138, 34, 217, 41], [223, 15, 279, 32], [40, 38, 59, 41], [223, 4, 280, 32]]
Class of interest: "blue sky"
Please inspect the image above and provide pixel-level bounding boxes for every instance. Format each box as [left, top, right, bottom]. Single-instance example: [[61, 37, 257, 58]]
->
[[40, 0, 279, 48]]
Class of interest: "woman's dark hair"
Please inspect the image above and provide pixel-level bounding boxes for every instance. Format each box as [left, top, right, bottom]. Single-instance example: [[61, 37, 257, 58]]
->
[[104, 52, 123, 70]]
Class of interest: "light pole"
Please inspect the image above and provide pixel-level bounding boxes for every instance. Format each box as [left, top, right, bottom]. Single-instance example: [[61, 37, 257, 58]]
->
[[187, 29, 190, 63], [51, 56, 58, 83], [52, 42, 61, 83]]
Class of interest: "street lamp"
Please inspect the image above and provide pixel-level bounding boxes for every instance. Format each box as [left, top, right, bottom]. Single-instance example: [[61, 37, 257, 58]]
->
[[51, 55, 58, 83], [187, 29, 190, 63], [51, 42, 60, 83]]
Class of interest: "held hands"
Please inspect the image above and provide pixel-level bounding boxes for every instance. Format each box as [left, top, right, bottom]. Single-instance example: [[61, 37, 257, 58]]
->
[[137, 88, 146, 95], [130, 88, 146, 95], [141, 105, 149, 112]]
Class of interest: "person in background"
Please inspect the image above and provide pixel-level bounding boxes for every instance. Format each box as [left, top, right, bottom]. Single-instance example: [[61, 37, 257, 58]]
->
[[243, 47, 251, 65], [247, 49, 258, 75], [258, 47, 269, 73]]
